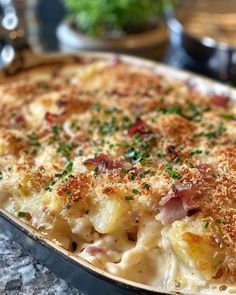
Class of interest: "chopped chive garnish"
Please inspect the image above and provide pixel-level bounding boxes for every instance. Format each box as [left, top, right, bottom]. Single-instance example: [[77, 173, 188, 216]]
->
[[130, 174, 135, 181], [173, 157, 180, 164], [165, 163, 181, 179], [93, 166, 100, 178], [188, 163, 194, 168], [56, 143, 73, 158], [125, 195, 134, 201], [92, 103, 102, 112], [45, 180, 56, 192], [189, 149, 202, 156], [27, 132, 40, 147], [156, 151, 165, 158], [51, 124, 62, 137], [45, 162, 73, 191], [204, 221, 209, 228], [215, 219, 229, 225], [221, 113, 236, 120], [18, 211, 30, 218], [144, 169, 156, 175], [55, 161, 73, 178], [203, 122, 225, 139], [142, 183, 151, 190]]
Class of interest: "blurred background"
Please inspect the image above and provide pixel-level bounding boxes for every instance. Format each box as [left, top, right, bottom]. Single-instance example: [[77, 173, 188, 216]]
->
[[0, 0, 235, 85]]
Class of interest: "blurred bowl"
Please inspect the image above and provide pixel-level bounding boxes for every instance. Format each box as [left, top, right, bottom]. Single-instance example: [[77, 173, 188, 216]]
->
[[56, 20, 168, 60]]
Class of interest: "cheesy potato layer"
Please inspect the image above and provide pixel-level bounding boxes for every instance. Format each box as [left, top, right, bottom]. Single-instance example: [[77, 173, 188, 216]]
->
[[0, 56, 235, 294]]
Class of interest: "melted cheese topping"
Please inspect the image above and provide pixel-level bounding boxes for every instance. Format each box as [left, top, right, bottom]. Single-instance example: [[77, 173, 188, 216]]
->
[[0, 56, 236, 294]]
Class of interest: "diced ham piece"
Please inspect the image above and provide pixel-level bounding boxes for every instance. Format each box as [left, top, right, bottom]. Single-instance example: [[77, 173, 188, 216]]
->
[[159, 197, 186, 225], [172, 183, 196, 210], [159, 193, 175, 206], [45, 112, 61, 124], [84, 153, 122, 172], [159, 183, 197, 225], [196, 163, 214, 175], [55, 98, 68, 107], [128, 118, 153, 137], [86, 246, 104, 256], [211, 95, 229, 108], [14, 114, 26, 126]]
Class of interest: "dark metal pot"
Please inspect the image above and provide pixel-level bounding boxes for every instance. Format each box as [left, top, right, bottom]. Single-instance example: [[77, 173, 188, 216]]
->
[[166, 2, 236, 84]]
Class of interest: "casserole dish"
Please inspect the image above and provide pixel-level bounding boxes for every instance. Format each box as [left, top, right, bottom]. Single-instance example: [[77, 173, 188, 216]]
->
[[0, 51, 236, 295]]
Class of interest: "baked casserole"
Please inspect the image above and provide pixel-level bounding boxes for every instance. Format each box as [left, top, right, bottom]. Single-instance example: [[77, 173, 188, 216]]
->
[[0, 55, 235, 294]]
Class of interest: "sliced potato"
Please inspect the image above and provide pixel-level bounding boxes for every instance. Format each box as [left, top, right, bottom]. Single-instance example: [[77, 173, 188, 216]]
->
[[89, 197, 130, 234], [168, 220, 224, 280]]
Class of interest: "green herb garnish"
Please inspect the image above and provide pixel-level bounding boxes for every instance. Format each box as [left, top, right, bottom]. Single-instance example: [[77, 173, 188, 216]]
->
[[125, 195, 134, 201], [55, 161, 73, 178], [204, 221, 209, 228], [215, 219, 229, 225], [163, 105, 182, 115], [99, 117, 118, 135], [130, 173, 135, 181], [189, 149, 202, 156], [56, 143, 73, 158], [51, 124, 62, 137], [156, 151, 165, 158], [173, 157, 180, 164], [124, 147, 150, 165], [221, 113, 236, 120], [187, 162, 194, 168], [144, 169, 156, 176], [186, 103, 202, 121], [18, 211, 30, 219], [121, 116, 132, 129], [92, 103, 102, 112], [142, 183, 151, 190], [45, 180, 57, 192], [93, 166, 100, 178], [27, 132, 40, 147], [203, 122, 225, 139], [104, 107, 121, 115], [45, 162, 74, 191], [165, 163, 181, 179]]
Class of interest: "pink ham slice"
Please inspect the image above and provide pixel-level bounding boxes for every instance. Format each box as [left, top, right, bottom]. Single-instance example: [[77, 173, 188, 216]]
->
[[159, 183, 197, 225], [211, 95, 229, 108], [84, 153, 122, 173], [196, 163, 214, 175], [45, 111, 66, 124], [86, 246, 104, 256], [128, 118, 153, 137], [13, 114, 26, 126], [159, 197, 186, 225], [45, 112, 61, 124]]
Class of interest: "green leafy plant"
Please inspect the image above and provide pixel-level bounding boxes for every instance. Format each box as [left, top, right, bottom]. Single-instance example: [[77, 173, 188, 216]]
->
[[63, 0, 176, 37]]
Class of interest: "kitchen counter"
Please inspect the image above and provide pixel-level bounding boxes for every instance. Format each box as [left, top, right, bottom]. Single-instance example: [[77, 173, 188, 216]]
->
[[0, 233, 82, 295]]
